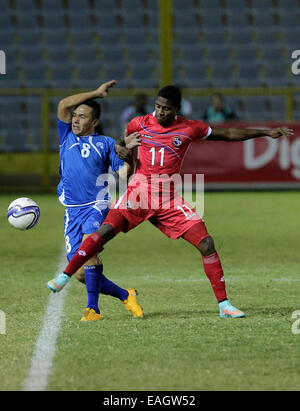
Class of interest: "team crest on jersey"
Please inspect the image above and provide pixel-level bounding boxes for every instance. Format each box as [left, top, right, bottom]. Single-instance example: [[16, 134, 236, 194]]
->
[[172, 136, 183, 147]]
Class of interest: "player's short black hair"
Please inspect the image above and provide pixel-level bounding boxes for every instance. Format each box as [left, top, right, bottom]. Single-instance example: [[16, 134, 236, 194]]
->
[[74, 99, 101, 120], [158, 85, 182, 110]]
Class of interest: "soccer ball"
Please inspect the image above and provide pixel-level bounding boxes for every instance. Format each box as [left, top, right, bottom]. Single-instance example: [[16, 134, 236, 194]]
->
[[7, 197, 40, 230]]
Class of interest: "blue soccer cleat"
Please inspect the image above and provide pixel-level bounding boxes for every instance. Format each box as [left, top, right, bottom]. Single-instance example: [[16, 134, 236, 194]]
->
[[219, 300, 245, 318], [47, 273, 70, 292]]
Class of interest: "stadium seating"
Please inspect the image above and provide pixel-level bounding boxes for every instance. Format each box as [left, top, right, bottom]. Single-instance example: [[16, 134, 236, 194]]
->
[[1, 0, 300, 152]]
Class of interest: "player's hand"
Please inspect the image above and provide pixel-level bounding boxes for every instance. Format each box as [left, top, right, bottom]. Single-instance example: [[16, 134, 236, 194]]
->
[[268, 127, 294, 139], [124, 132, 141, 149], [115, 143, 130, 160], [95, 80, 117, 98]]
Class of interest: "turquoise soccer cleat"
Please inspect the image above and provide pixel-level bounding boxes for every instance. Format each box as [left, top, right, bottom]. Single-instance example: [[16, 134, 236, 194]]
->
[[219, 300, 245, 318], [47, 273, 70, 292]]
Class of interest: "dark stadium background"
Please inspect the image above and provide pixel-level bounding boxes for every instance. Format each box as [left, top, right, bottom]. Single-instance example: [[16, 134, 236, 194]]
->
[[0, 0, 299, 191]]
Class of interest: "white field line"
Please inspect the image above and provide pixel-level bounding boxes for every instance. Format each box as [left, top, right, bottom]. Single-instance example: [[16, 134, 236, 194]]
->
[[23, 250, 68, 391], [159, 277, 300, 283], [111, 276, 300, 283]]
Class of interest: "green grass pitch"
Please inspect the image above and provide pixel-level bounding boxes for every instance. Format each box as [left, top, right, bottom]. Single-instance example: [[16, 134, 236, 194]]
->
[[0, 192, 300, 391]]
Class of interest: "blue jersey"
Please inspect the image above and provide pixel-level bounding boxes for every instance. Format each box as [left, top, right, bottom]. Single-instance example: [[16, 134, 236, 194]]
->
[[57, 118, 124, 207]]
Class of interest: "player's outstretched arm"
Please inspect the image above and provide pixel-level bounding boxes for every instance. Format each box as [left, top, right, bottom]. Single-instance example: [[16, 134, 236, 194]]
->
[[208, 126, 294, 142], [114, 143, 133, 178], [124, 131, 141, 149], [117, 162, 132, 180], [115, 132, 141, 179], [114, 143, 129, 159], [57, 80, 117, 123], [115, 131, 141, 159]]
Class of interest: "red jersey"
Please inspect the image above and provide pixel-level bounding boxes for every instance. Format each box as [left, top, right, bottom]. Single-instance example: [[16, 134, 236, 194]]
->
[[126, 112, 211, 195], [127, 112, 211, 177], [112, 113, 210, 238]]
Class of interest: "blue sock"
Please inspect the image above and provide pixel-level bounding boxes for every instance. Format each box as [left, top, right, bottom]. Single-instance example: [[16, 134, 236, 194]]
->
[[99, 272, 129, 302], [84, 265, 102, 314]]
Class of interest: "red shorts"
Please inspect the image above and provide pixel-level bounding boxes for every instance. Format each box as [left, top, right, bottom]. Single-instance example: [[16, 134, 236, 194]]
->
[[112, 185, 208, 240]]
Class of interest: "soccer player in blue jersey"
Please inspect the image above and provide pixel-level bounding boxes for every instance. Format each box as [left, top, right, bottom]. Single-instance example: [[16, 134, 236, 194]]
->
[[47, 80, 143, 321]]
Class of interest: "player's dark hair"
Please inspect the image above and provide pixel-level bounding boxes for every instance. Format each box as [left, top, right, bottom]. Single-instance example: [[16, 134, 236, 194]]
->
[[76, 99, 101, 120], [158, 85, 181, 110]]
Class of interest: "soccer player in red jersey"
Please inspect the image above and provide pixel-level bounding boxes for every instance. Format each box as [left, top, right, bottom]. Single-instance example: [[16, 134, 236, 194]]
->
[[48, 84, 293, 318]]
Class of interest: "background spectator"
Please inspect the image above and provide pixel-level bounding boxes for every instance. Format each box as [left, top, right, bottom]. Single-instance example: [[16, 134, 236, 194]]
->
[[203, 93, 237, 123], [120, 93, 151, 132]]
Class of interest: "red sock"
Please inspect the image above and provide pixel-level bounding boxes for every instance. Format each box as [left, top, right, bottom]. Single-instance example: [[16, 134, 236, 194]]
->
[[202, 252, 227, 302], [64, 232, 104, 276]]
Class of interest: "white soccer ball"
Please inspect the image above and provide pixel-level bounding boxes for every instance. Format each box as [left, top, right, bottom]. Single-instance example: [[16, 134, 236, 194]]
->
[[7, 197, 40, 230]]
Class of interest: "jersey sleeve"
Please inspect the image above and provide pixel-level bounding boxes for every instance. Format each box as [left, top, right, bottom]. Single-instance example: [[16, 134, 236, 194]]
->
[[107, 137, 125, 172], [126, 116, 143, 134], [191, 120, 212, 141], [57, 117, 71, 145]]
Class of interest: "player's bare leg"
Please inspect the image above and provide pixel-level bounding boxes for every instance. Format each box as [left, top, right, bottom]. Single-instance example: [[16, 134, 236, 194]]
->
[[75, 267, 85, 283], [183, 224, 245, 318]]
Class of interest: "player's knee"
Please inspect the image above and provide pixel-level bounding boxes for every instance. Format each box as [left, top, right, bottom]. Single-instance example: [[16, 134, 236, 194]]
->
[[86, 254, 102, 266], [98, 223, 116, 242], [101, 210, 128, 239], [197, 236, 216, 256], [75, 270, 85, 284]]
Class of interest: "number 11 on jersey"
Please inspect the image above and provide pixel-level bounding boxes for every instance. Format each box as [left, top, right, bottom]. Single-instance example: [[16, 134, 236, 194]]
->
[[150, 147, 165, 166]]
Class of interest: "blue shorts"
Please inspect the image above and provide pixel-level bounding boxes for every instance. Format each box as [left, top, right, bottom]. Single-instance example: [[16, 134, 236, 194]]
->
[[64, 204, 109, 261]]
